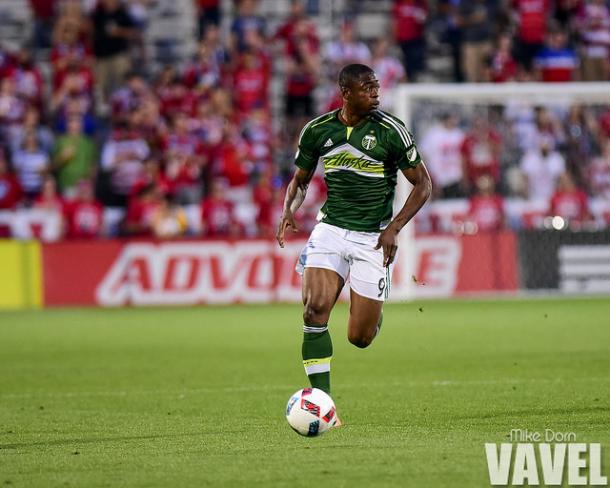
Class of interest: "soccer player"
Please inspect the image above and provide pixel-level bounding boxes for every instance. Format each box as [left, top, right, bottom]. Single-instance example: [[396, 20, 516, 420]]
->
[[276, 63, 432, 399]]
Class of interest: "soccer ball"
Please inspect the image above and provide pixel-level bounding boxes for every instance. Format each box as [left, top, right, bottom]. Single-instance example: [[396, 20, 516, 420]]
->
[[285, 388, 338, 436]]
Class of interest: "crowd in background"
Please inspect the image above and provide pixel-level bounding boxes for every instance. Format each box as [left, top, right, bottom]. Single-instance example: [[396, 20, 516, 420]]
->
[[0, 0, 609, 241]]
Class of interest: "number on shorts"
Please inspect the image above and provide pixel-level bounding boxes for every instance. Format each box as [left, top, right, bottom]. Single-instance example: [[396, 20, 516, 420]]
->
[[377, 278, 386, 298]]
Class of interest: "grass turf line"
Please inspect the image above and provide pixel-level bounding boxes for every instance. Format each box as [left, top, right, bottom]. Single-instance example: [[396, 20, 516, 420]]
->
[[0, 298, 609, 487]]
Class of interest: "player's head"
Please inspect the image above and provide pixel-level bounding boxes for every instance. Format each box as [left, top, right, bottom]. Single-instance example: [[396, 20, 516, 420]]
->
[[338, 64, 379, 116]]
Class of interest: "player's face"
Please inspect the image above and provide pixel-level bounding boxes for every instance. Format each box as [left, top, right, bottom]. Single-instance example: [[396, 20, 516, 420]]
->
[[347, 74, 380, 115]]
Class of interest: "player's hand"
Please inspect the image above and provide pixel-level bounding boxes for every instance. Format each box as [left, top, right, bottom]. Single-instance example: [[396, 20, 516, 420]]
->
[[375, 225, 399, 267], [276, 211, 298, 248]]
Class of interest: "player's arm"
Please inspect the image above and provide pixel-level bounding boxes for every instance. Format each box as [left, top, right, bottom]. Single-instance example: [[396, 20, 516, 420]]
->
[[376, 163, 431, 266], [276, 167, 315, 248]]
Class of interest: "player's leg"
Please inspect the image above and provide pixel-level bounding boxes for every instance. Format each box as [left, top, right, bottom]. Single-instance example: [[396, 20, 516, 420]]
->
[[347, 290, 383, 348], [301, 267, 344, 394], [346, 237, 390, 348]]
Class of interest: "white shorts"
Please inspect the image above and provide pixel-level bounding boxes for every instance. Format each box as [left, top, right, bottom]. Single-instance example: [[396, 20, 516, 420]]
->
[[295, 222, 392, 301]]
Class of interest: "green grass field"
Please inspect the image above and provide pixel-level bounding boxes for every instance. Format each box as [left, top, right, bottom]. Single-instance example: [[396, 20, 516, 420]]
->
[[1, 298, 609, 488]]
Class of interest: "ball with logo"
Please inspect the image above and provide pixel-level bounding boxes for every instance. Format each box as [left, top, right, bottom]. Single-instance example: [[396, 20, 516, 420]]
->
[[285, 388, 338, 436]]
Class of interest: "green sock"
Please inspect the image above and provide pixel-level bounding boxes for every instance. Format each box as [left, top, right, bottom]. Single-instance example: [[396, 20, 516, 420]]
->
[[302, 324, 332, 394]]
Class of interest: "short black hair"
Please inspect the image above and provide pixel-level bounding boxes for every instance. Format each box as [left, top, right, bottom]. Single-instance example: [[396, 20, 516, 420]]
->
[[338, 64, 375, 90]]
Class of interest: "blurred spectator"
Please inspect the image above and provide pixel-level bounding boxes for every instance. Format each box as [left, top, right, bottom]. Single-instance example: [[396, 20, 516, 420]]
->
[[549, 172, 591, 224], [54, 93, 96, 136], [231, 0, 267, 53], [29, 0, 59, 49], [371, 38, 406, 110], [420, 113, 465, 198], [324, 20, 371, 110], [589, 139, 610, 198], [253, 172, 282, 237], [52, 116, 96, 196], [0, 78, 26, 143], [564, 104, 598, 187], [11, 107, 54, 156], [195, 0, 221, 39], [487, 33, 518, 82], [100, 124, 150, 206], [575, 0, 610, 81], [325, 19, 371, 81], [393, 0, 427, 81], [200, 25, 231, 77], [201, 179, 239, 237], [439, 0, 464, 82], [232, 44, 270, 116], [51, 16, 93, 90], [91, 0, 137, 101], [51, 59, 94, 123], [12, 131, 51, 200], [132, 157, 171, 197], [111, 72, 151, 122], [458, 0, 493, 82], [460, 116, 502, 191], [0, 150, 22, 210], [467, 175, 505, 232], [163, 112, 207, 204], [64, 179, 104, 238], [52, 0, 91, 45], [151, 195, 188, 238], [34, 176, 64, 213], [532, 106, 565, 151], [534, 27, 580, 82], [6, 48, 45, 111], [184, 41, 223, 97], [520, 137, 565, 200], [0, 44, 16, 79], [276, 1, 320, 138], [555, 0, 583, 27], [513, 0, 551, 71], [123, 183, 161, 236]]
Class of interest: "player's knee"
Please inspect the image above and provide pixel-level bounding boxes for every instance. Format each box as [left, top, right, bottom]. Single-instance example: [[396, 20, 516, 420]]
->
[[303, 298, 330, 325], [348, 330, 373, 349]]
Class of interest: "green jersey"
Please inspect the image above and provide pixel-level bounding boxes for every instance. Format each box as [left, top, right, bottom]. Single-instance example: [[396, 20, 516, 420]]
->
[[295, 109, 422, 232]]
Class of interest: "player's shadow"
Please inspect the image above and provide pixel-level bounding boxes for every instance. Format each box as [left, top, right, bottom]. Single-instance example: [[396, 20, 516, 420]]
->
[[456, 405, 609, 421], [0, 432, 209, 450]]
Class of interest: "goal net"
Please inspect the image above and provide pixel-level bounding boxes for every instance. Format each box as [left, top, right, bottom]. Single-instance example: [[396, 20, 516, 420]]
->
[[391, 83, 610, 300]]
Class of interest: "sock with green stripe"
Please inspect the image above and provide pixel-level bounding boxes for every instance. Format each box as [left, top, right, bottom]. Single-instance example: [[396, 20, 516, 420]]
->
[[302, 324, 332, 394]]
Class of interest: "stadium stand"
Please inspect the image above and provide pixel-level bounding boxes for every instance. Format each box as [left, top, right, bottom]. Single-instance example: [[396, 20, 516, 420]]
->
[[0, 0, 608, 242]]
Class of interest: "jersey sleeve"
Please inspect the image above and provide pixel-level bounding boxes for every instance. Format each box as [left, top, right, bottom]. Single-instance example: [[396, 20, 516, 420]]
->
[[388, 121, 422, 170], [294, 122, 320, 171]]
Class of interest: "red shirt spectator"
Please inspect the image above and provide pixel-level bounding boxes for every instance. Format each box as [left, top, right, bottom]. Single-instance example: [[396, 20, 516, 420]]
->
[[461, 120, 502, 186], [468, 194, 505, 231], [393, 0, 427, 42], [33, 177, 64, 213], [549, 173, 590, 222], [64, 181, 104, 239], [232, 50, 270, 115], [124, 185, 161, 236], [183, 43, 221, 94], [513, 0, 550, 44], [467, 175, 505, 231], [489, 34, 518, 82], [53, 64, 94, 95], [201, 182, 236, 237]]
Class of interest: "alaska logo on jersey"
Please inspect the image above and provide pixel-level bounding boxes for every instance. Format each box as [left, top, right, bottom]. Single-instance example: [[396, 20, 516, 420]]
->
[[322, 145, 384, 177], [362, 134, 377, 150]]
